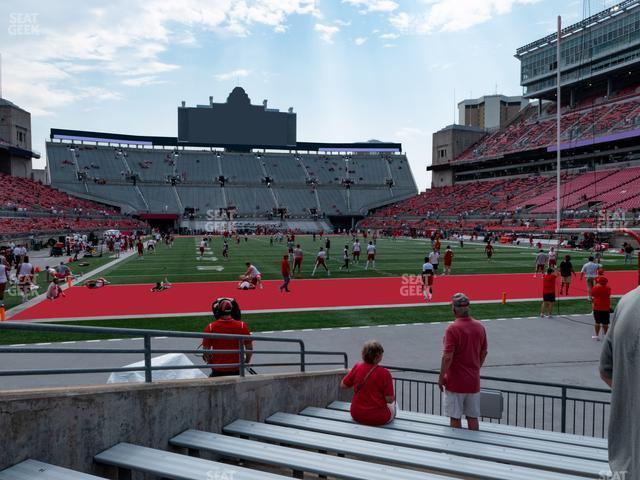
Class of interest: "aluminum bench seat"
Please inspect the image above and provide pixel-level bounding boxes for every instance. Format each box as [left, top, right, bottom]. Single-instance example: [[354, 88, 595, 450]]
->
[[301, 407, 607, 462], [170, 429, 454, 480], [223, 419, 593, 480], [0, 460, 105, 480], [328, 401, 607, 449], [94, 443, 288, 480], [266, 412, 609, 478]]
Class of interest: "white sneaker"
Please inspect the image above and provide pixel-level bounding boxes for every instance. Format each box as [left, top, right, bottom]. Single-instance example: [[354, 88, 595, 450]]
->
[[592, 335, 601, 341]]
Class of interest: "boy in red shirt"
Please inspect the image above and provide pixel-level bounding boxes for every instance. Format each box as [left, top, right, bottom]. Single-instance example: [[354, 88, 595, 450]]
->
[[341, 340, 395, 426], [202, 299, 253, 377], [484, 242, 493, 261], [540, 267, 559, 317], [443, 245, 454, 275], [280, 254, 291, 293], [591, 276, 612, 340]]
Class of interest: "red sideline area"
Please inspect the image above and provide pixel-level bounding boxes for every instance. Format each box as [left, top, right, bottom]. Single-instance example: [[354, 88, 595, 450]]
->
[[8, 271, 637, 321]]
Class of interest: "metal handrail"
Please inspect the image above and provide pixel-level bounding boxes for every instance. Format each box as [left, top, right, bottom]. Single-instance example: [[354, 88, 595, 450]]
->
[[0, 322, 348, 382], [383, 365, 611, 393], [385, 365, 611, 437]]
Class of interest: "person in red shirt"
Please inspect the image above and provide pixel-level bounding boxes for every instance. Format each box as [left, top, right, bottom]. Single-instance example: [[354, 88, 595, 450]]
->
[[443, 245, 454, 275], [591, 276, 612, 340], [279, 254, 291, 293], [438, 293, 488, 431], [202, 299, 253, 377], [484, 242, 493, 261], [540, 267, 559, 317], [136, 239, 144, 258], [340, 340, 395, 426]]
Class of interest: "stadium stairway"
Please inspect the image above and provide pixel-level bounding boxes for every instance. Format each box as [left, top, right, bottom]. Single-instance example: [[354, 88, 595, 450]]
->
[[0, 402, 609, 480]]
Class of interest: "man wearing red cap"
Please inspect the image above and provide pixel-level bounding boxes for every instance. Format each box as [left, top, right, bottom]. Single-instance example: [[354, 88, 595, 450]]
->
[[591, 276, 612, 341], [202, 299, 253, 377]]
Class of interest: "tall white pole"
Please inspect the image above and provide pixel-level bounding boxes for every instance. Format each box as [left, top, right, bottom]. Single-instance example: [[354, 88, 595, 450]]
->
[[556, 16, 562, 233]]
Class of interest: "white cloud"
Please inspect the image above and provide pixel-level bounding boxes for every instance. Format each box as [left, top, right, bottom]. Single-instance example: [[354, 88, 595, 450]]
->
[[343, 0, 399, 13], [354, 37, 368, 45], [390, 12, 412, 31], [315, 23, 340, 43], [121, 76, 168, 87], [380, 32, 399, 39], [1, 0, 321, 115], [214, 69, 252, 81], [335, 19, 352, 26], [395, 127, 425, 138], [430, 62, 453, 71], [390, 0, 539, 34]]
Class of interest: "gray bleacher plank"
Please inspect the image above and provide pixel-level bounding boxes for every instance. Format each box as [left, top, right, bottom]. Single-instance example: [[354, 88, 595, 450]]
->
[[328, 401, 608, 449], [171, 429, 453, 480], [224, 419, 593, 480], [301, 407, 607, 462], [266, 413, 609, 478], [94, 443, 288, 480], [0, 460, 105, 480]]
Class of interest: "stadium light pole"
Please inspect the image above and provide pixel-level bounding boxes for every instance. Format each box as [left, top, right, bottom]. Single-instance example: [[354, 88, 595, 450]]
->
[[556, 15, 562, 234]]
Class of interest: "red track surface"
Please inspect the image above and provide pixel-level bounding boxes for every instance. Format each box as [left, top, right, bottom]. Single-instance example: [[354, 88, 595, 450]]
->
[[8, 271, 638, 321]]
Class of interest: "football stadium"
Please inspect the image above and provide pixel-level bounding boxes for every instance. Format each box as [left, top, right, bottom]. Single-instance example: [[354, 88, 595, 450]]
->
[[1, 1, 640, 479]]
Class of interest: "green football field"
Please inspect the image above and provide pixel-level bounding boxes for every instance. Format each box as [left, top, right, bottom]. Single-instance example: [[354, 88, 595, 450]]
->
[[2, 235, 634, 343], [91, 235, 636, 285]]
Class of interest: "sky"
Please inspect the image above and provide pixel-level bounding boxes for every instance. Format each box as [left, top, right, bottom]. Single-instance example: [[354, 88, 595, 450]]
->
[[0, 0, 621, 191]]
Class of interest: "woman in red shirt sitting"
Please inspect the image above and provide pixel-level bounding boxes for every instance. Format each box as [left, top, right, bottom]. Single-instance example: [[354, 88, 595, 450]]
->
[[340, 340, 396, 426]]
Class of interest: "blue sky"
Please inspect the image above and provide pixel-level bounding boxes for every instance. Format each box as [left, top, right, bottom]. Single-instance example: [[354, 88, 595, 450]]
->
[[1, 0, 618, 190]]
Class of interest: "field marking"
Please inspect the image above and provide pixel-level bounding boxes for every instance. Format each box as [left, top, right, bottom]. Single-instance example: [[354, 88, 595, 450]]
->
[[5, 313, 593, 346], [12, 295, 605, 324]]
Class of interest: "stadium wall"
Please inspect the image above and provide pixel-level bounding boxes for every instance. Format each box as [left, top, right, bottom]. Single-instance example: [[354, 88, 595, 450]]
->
[[0, 370, 349, 475]]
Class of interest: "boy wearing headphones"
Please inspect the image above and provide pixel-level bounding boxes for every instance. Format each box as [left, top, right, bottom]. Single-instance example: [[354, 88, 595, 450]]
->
[[203, 299, 253, 377]]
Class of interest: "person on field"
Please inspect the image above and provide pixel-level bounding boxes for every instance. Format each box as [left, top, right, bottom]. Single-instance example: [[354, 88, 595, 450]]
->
[[438, 293, 488, 431], [280, 254, 291, 293], [340, 340, 396, 426], [540, 267, 559, 317], [202, 299, 253, 377], [580, 256, 601, 301], [443, 245, 454, 275], [600, 286, 640, 479], [591, 276, 612, 341], [292, 244, 303, 275], [534, 249, 548, 277], [311, 247, 330, 276], [421, 256, 434, 301], [559, 255, 575, 296]]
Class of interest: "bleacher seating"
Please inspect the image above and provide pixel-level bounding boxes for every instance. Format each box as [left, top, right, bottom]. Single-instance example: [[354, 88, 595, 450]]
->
[[2, 401, 610, 479], [47, 143, 418, 218], [0, 173, 118, 216], [457, 93, 640, 163]]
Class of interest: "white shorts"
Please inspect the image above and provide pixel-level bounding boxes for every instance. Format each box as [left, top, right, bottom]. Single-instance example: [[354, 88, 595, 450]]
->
[[444, 391, 481, 419]]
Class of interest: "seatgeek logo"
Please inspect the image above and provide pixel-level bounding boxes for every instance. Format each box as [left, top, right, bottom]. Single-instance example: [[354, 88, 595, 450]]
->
[[8, 13, 40, 35]]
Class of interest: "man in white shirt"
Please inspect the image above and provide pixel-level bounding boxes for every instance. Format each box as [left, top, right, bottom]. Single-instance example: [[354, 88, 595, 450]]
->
[[312, 248, 330, 276], [242, 262, 263, 289], [0, 255, 8, 308], [534, 249, 548, 277], [365, 242, 376, 270], [352, 240, 361, 264], [421, 257, 434, 301], [428, 249, 440, 274], [580, 256, 602, 300], [17, 255, 35, 302]]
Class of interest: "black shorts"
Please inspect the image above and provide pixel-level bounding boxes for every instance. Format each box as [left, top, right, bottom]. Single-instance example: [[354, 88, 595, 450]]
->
[[432, 263, 439, 271], [543, 293, 555, 302], [593, 310, 610, 325]]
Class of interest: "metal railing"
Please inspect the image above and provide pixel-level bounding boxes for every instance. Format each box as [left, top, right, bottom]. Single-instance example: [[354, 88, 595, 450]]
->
[[0, 323, 348, 382], [385, 365, 611, 438]]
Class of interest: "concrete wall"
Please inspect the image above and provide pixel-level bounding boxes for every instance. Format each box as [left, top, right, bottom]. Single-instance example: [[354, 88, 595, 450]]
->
[[0, 370, 350, 477]]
